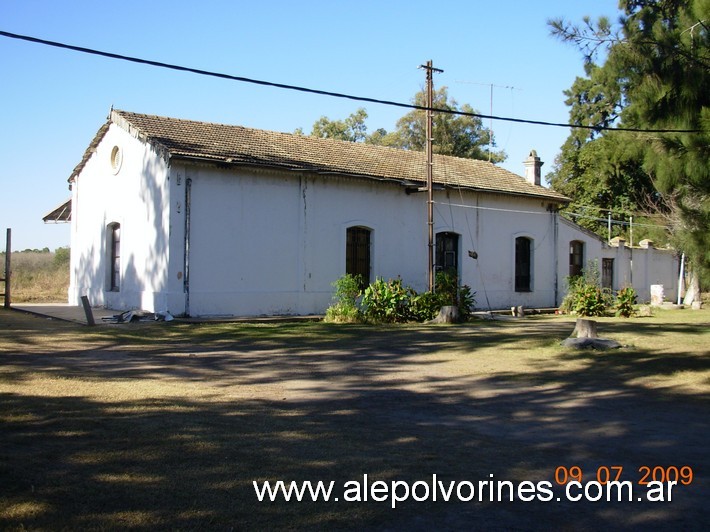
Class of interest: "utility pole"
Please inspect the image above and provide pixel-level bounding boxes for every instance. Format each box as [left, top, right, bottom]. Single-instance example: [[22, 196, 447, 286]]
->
[[607, 211, 612, 243], [419, 60, 443, 292]]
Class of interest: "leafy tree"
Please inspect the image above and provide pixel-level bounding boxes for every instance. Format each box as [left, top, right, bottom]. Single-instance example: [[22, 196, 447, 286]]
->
[[53, 246, 71, 268], [382, 87, 506, 162], [301, 88, 507, 163], [549, 0, 710, 279], [309, 107, 370, 143], [548, 131, 662, 239]]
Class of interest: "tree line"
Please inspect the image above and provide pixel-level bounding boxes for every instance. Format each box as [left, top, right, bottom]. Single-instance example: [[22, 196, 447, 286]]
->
[[295, 87, 506, 163], [548, 0, 709, 282]]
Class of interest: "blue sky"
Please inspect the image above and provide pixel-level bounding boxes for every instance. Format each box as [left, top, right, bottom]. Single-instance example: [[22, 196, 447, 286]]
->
[[0, 0, 620, 251]]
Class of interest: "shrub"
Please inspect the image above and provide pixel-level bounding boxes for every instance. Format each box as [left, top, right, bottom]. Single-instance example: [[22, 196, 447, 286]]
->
[[409, 290, 442, 322], [457, 284, 476, 321], [571, 283, 608, 317], [53, 246, 71, 268], [326, 272, 476, 324], [560, 275, 584, 314], [560, 260, 612, 317], [435, 271, 459, 306], [615, 286, 637, 318], [434, 271, 475, 321], [324, 302, 361, 323], [323, 274, 363, 323], [361, 277, 416, 323]]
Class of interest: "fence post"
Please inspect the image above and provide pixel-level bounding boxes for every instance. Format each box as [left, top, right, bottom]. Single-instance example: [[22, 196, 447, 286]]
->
[[2, 228, 10, 308]]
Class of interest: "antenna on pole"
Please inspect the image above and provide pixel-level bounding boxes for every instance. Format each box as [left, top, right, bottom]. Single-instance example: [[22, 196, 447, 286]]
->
[[455, 81, 521, 162], [419, 60, 444, 292]]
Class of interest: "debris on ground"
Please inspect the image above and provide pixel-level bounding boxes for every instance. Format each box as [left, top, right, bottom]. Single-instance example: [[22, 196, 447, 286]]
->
[[101, 310, 174, 323]]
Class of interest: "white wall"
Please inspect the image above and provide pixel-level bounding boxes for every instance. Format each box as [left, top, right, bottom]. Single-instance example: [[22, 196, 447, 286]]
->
[[556, 218, 679, 303], [630, 245, 679, 302], [182, 167, 428, 316], [71, 125, 679, 316], [176, 163, 566, 316], [434, 192, 559, 310], [69, 123, 172, 312], [72, 135, 567, 316]]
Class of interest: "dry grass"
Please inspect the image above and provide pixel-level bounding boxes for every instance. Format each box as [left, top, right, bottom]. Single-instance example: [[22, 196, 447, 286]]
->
[[1, 309, 708, 530], [1, 250, 70, 303]]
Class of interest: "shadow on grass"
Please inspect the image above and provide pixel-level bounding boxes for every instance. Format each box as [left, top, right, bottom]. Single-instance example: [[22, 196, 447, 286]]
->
[[1, 310, 709, 530]]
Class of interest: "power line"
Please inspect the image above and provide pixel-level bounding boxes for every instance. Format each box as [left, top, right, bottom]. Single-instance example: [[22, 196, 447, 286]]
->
[[559, 202, 673, 228], [564, 211, 669, 229], [0, 29, 704, 134], [437, 201, 672, 230], [436, 201, 551, 217]]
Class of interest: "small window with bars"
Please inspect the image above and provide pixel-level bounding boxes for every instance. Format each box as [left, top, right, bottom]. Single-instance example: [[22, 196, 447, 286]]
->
[[515, 236, 532, 292], [108, 223, 121, 291], [436, 232, 459, 274], [346, 226, 371, 289]]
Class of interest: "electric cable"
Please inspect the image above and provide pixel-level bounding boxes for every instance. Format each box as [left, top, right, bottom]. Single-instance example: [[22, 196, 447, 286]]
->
[[0, 29, 704, 135], [437, 201, 672, 231]]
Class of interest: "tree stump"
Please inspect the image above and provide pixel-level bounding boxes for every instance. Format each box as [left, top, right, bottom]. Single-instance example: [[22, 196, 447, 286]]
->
[[562, 318, 621, 350], [430, 305, 460, 324], [573, 318, 598, 339]]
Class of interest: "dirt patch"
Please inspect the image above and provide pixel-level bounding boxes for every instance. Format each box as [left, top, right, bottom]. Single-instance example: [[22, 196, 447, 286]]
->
[[1, 309, 708, 530]]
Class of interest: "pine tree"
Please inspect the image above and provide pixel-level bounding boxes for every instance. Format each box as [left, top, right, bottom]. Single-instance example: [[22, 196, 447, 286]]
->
[[549, 0, 710, 280]]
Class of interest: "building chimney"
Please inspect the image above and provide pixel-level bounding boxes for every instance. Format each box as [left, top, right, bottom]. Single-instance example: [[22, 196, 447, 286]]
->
[[523, 150, 543, 186]]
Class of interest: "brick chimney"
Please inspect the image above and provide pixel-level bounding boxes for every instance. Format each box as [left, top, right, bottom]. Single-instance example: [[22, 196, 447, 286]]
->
[[523, 150, 543, 186]]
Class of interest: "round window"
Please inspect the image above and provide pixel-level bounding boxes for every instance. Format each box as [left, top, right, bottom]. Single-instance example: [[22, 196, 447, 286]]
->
[[110, 145, 123, 174]]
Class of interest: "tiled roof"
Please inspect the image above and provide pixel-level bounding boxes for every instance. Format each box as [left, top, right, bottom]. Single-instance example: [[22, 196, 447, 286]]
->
[[69, 121, 110, 184], [72, 109, 569, 203]]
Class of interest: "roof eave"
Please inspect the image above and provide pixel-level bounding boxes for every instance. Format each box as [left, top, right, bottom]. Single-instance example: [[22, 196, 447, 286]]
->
[[43, 198, 72, 223], [170, 153, 570, 203], [68, 121, 110, 186], [170, 154, 409, 185]]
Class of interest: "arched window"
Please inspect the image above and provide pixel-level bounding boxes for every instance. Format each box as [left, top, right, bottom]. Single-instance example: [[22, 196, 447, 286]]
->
[[569, 240, 584, 278], [436, 232, 459, 274], [515, 236, 532, 292], [346, 226, 371, 288], [108, 223, 121, 291]]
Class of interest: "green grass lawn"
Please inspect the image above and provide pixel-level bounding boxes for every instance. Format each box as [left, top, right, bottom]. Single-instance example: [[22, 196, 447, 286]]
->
[[1, 308, 708, 530]]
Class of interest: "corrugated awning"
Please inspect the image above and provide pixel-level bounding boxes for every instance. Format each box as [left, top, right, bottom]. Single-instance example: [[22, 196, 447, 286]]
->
[[43, 199, 71, 223]]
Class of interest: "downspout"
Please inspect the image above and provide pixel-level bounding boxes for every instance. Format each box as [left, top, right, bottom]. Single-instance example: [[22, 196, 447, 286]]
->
[[553, 207, 559, 307], [184, 177, 192, 317]]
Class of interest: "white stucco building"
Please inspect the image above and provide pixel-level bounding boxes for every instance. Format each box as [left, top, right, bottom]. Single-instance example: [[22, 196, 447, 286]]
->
[[62, 109, 679, 317]]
